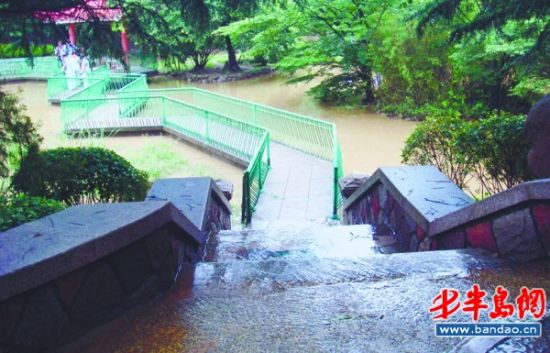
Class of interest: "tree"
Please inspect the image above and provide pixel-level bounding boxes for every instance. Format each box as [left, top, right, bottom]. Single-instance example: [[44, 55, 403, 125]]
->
[[0, 89, 42, 179], [182, 0, 265, 72], [415, 0, 550, 63], [0, 0, 178, 64]]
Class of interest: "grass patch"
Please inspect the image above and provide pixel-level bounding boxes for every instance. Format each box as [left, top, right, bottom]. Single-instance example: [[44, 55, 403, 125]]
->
[[122, 141, 189, 181]]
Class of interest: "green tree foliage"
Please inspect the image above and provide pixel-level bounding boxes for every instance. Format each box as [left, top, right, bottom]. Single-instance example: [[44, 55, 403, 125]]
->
[[12, 147, 150, 205], [221, 0, 548, 117], [219, 0, 394, 103], [0, 89, 42, 178], [0, 193, 65, 231], [401, 111, 475, 189], [182, 0, 265, 72], [416, 0, 550, 58], [402, 112, 532, 195]]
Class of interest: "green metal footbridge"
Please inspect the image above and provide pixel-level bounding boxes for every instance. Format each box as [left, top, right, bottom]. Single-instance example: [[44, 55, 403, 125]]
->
[[1, 57, 343, 224]]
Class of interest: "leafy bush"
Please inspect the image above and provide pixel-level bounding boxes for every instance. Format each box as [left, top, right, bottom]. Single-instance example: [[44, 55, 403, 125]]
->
[[459, 113, 532, 194], [0, 89, 42, 178], [401, 112, 475, 189], [0, 44, 54, 58], [402, 111, 532, 195], [0, 193, 65, 231], [12, 147, 150, 205], [309, 74, 367, 106]]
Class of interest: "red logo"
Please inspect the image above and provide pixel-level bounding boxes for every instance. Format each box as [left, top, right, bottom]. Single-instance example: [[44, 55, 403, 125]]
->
[[429, 285, 546, 321]]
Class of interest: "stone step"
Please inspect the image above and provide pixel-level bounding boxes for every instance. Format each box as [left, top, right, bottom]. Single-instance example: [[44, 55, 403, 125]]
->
[[61, 248, 550, 353], [204, 223, 402, 262], [195, 248, 502, 297]]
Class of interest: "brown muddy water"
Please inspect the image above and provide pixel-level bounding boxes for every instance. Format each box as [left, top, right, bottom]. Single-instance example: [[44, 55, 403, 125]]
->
[[1, 81, 245, 218], [1, 77, 416, 220], [150, 74, 417, 174]]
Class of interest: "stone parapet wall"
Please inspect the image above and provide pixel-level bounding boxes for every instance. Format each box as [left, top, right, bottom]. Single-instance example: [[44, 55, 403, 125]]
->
[[0, 224, 196, 352], [0, 176, 233, 353], [343, 166, 550, 261]]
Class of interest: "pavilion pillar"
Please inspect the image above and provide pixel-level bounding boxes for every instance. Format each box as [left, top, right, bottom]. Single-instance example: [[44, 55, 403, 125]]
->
[[120, 26, 130, 68], [68, 23, 77, 45]]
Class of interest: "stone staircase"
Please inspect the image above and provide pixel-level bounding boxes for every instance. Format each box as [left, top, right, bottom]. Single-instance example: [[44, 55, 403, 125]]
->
[[205, 223, 388, 262], [60, 219, 550, 353]]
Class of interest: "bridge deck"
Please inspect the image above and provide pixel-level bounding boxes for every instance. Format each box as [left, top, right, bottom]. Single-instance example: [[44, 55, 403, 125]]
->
[[65, 100, 334, 226], [251, 143, 333, 228]]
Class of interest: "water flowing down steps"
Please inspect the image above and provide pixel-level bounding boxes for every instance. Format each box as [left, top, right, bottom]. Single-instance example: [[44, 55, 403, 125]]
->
[[61, 221, 550, 353], [205, 224, 380, 262]]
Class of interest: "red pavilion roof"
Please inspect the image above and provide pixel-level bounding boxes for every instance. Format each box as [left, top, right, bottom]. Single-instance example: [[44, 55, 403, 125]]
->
[[35, 0, 122, 24]]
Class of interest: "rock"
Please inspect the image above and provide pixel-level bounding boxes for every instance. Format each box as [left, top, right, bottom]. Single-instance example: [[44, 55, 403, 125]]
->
[[215, 179, 233, 201], [525, 94, 550, 178], [492, 209, 544, 261], [13, 286, 70, 349], [338, 173, 369, 198]]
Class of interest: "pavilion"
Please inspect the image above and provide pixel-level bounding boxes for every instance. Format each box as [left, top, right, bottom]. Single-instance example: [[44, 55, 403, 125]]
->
[[35, 0, 130, 64]]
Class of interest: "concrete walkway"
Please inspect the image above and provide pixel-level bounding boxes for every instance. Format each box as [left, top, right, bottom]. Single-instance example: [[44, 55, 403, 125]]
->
[[250, 143, 334, 229]]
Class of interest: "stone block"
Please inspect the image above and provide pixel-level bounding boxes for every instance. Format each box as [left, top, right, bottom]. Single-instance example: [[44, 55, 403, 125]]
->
[[418, 237, 431, 251], [54, 266, 88, 308], [111, 241, 154, 294], [409, 232, 423, 252], [127, 275, 162, 307], [13, 286, 69, 349], [492, 209, 545, 261], [439, 230, 466, 250], [466, 222, 498, 253], [70, 262, 125, 322], [144, 228, 177, 283], [215, 179, 233, 201], [416, 226, 427, 241], [0, 295, 25, 344], [338, 173, 369, 199], [532, 204, 550, 253]]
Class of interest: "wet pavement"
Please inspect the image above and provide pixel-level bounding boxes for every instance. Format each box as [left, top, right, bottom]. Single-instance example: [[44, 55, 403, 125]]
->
[[250, 143, 334, 229], [61, 226, 550, 353]]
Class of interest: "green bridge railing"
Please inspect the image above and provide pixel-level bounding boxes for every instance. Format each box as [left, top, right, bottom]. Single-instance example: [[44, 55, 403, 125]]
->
[[58, 77, 272, 224], [116, 87, 344, 217], [1, 58, 343, 223], [0, 56, 61, 80]]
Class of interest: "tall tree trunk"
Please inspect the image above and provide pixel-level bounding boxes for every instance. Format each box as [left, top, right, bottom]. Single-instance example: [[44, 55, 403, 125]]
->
[[224, 36, 241, 72], [359, 66, 375, 104]]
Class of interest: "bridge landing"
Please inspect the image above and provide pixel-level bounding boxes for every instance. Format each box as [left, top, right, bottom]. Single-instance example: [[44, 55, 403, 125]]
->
[[251, 143, 333, 229]]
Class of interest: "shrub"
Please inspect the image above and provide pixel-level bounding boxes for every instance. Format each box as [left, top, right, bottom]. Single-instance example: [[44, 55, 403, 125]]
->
[[459, 113, 532, 194], [0, 44, 54, 58], [12, 147, 150, 205], [401, 112, 475, 189], [0, 193, 65, 231], [402, 110, 532, 195], [309, 74, 366, 106], [0, 89, 42, 178]]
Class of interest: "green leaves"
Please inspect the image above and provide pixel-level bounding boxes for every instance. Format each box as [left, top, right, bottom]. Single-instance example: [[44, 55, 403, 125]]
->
[[402, 110, 532, 196], [11, 147, 150, 205], [0, 89, 42, 179], [0, 193, 65, 231]]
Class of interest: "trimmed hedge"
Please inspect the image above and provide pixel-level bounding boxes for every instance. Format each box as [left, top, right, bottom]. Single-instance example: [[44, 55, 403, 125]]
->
[[12, 147, 150, 205], [0, 193, 65, 231]]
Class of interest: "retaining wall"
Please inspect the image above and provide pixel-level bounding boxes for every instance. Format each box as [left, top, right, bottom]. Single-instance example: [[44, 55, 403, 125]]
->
[[343, 166, 550, 261]]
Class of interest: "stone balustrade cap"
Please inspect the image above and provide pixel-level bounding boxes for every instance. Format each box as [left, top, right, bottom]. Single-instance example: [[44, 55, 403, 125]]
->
[[0, 201, 204, 301], [146, 177, 231, 232], [344, 166, 474, 232], [431, 178, 550, 236]]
